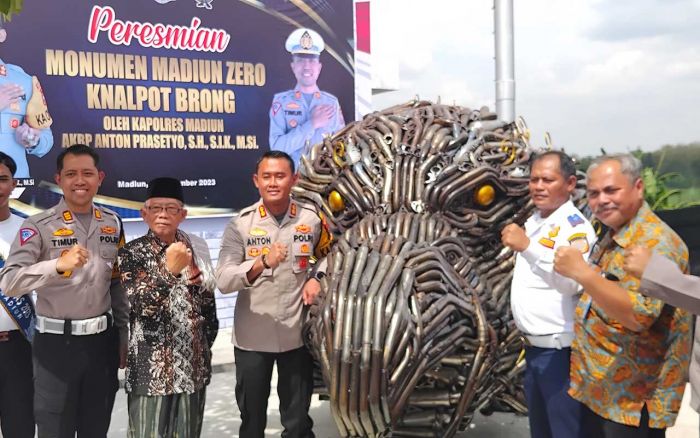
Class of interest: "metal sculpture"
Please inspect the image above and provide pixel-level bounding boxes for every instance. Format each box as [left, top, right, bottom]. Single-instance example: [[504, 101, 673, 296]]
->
[[295, 100, 580, 437]]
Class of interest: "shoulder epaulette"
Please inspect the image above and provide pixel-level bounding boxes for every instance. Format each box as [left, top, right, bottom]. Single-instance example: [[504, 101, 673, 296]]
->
[[31, 209, 56, 224], [238, 204, 257, 217], [296, 200, 319, 214], [273, 89, 294, 99], [5, 63, 28, 76], [320, 91, 339, 102]]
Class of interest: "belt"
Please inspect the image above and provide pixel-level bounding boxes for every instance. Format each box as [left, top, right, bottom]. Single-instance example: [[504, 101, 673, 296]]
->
[[523, 332, 574, 350], [36, 312, 112, 336]]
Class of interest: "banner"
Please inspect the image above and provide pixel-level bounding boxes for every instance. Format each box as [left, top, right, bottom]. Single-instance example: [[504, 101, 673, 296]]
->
[[3, 0, 355, 217]]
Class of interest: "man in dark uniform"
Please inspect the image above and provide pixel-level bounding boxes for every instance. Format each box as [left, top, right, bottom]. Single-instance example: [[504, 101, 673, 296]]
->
[[0, 144, 128, 438], [216, 150, 333, 438]]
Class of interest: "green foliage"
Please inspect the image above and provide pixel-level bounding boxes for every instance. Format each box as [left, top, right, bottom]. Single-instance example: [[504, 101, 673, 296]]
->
[[636, 149, 700, 211], [0, 0, 23, 20], [575, 142, 700, 211]]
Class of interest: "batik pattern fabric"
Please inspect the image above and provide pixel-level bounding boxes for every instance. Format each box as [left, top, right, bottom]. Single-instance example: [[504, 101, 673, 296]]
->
[[569, 203, 691, 428], [119, 230, 218, 396]]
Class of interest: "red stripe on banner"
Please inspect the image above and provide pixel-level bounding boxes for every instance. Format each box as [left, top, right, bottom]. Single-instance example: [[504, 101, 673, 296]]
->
[[355, 2, 370, 54]]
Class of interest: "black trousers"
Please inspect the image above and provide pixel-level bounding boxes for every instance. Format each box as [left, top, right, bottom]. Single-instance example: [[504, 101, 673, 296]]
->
[[234, 346, 315, 438], [583, 404, 666, 438], [33, 326, 119, 438], [0, 330, 35, 438]]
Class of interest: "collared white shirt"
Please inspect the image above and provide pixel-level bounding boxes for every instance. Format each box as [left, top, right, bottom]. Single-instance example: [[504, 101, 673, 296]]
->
[[510, 200, 597, 336]]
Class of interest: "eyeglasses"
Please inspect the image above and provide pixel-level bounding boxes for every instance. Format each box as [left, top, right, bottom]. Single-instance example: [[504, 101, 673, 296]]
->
[[146, 205, 182, 215]]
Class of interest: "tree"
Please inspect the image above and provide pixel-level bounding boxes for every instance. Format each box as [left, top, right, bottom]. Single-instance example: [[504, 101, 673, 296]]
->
[[0, 0, 24, 20], [637, 150, 700, 210]]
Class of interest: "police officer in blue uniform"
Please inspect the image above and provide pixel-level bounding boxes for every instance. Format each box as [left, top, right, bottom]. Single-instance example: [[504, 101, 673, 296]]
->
[[0, 22, 54, 179], [269, 28, 345, 170]]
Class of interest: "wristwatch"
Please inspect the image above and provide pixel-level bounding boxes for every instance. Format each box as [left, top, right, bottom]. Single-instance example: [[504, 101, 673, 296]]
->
[[313, 271, 326, 282], [261, 254, 271, 269]]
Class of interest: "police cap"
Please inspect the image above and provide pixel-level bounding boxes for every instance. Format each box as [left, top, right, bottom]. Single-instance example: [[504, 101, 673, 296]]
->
[[285, 28, 324, 57]]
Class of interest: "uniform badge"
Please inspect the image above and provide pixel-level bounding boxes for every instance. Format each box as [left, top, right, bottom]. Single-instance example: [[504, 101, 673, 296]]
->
[[295, 224, 311, 233], [258, 205, 267, 218], [289, 119, 297, 128], [94, 209, 102, 220], [262, 246, 270, 255], [538, 237, 555, 249], [19, 228, 38, 245], [101, 226, 117, 235], [271, 101, 281, 116], [567, 214, 584, 227], [250, 228, 267, 236], [314, 91, 321, 99], [300, 31, 313, 49], [53, 228, 74, 237], [248, 247, 261, 257], [298, 256, 308, 270], [62, 211, 74, 223], [0, 65, 6, 76], [548, 225, 560, 238], [568, 233, 590, 253], [301, 244, 310, 254], [290, 203, 297, 217], [286, 102, 300, 110], [294, 91, 301, 99], [59, 249, 72, 278], [10, 118, 19, 129], [315, 212, 334, 258]]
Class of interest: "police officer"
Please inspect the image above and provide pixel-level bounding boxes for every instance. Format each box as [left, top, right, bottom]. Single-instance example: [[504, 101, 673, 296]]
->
[[0, 144, 128, 438], [501, 150, 596, 438], [216, 150, 332, 438], [269, 28, 345, 170], [0, 20, 54, 179], [0, 151, 34, 438]]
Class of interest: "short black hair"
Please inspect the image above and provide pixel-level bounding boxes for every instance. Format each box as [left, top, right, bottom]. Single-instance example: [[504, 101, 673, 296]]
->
[[255, 150, 295, 174], [530, 150, 576, 180], [0, 151, 17, 176], [57, 144, 100, 172]]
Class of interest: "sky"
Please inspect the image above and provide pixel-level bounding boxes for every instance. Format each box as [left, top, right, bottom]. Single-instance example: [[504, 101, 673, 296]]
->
[[370, 0, 700, 156]]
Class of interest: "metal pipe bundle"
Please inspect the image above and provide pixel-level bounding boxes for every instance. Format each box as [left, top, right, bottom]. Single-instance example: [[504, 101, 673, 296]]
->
[[298, 101, 583, 437]]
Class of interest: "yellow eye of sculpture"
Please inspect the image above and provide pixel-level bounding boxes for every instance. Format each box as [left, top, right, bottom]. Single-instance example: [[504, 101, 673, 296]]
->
[[475, 184, 496, 206], [328, 190, 345, 212]]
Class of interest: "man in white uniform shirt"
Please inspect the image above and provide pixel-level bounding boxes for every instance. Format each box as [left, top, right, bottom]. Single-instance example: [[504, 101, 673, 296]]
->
[[501, 151, 596, 438], [0, 151, 34, 437]]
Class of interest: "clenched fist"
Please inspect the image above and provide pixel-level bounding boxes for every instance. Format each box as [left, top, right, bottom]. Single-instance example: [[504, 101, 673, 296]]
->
[[265, 242, 288, 269], [56, 244, 89, 273], [501, 223, 530, 252], [554, 246, 588, 280], [15, 123, 40, 148], [166, 242, 192, 275], [623, 245, 652, 279]]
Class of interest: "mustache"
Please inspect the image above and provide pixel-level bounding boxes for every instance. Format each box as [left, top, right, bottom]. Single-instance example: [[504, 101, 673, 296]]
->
[[594, 205, 617, 214]]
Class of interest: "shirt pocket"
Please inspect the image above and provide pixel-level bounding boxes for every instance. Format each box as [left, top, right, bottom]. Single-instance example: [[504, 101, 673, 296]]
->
[[291, 241, 311, 274], [99, 245, 118, 274]]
